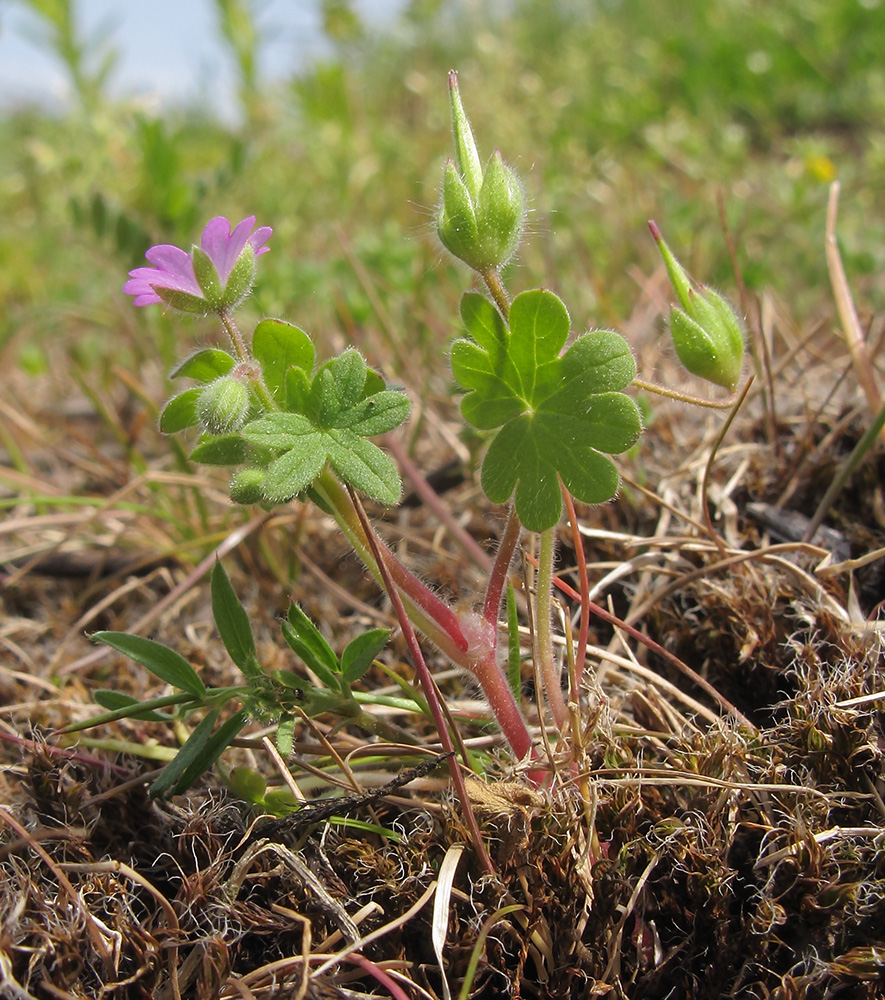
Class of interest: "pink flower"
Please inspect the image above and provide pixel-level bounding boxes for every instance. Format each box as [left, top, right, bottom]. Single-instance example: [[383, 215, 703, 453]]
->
[[124, 216, 272, 312]]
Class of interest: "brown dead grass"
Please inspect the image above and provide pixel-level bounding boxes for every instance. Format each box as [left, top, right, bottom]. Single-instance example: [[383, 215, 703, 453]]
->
[[2, 280, 885, 999]]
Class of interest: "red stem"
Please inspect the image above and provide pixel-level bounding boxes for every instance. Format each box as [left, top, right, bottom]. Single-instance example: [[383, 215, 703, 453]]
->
[[482, 504, 521, 627], [348, 487, 496, 875]]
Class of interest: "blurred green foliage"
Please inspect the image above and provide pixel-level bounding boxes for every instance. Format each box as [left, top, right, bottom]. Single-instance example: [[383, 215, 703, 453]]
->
[[1, 0, 883, 382]]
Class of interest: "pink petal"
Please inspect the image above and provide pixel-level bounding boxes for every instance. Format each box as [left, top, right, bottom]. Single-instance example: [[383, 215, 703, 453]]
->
[[142, 245, 202, 295], [248, 225, 273, 257], [122, 276, 163, 306]]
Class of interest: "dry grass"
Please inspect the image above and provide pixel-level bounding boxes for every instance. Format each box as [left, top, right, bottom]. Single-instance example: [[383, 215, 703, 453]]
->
[[2, 271, 885, 999]]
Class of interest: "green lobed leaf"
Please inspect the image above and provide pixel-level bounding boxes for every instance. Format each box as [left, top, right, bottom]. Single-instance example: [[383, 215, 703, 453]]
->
[[92, 631, 206, 697], [327, 432, 403, 505], [262, 441, 326, 501], [171, 348, 235, 383], [313, 349, 367, 426], [452, 288, 642, 531], [241, 372, 407, 505], [252, 319, 315, 405], [340, 628, 390, 683], [241, 412, 315, 449], [336, 391, 410, 435], [211, 561, 259, 679]]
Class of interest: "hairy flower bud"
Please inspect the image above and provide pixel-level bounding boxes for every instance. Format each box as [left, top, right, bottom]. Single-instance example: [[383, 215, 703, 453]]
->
[[196, 376, 251, 434], [650, 221, 744, 391], [437, 73, 526, 273], [229, 467, 267, 505]]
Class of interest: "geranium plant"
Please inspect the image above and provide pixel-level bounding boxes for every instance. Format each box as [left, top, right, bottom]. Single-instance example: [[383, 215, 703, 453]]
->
[[70, 73, 745, 804]]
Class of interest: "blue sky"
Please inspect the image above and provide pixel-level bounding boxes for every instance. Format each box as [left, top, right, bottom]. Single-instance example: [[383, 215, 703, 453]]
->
[[0, 1, 405, 118]]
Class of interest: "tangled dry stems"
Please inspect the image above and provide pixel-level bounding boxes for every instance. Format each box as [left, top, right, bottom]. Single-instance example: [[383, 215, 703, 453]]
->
[[2, 295, 885, 998]]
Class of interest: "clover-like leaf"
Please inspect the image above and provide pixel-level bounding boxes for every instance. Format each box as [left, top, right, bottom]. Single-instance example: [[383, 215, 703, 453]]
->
[[452, 288, 642, 531], [240, 350, 410, 505]]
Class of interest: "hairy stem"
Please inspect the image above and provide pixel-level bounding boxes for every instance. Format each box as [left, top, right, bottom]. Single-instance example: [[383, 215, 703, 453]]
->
[[535, 526, 567, 731], [313, 470, 469, 659], [561, 485, 589, 689], [480, 267, 511, 321], [631, 376, 737, 409], [482, 504, 521, 627], [349, 488, 496, 875]]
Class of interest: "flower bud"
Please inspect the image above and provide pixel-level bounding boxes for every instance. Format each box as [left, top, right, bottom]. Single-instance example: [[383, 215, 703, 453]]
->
[[650, 221, 744, 391], [437, 73, 526, 273], [229, 467, 267, 505], [196, 376, 251, 434]]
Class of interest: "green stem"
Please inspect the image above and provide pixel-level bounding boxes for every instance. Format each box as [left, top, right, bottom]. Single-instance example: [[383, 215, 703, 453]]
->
[[631, 376, 737, 409], [535, 526, 567, 731], [561, 484, 589, 689], [480, 267, 511, 321], [218, 308, 277, 412], [315, 471, 538, 773], [219, 308, 250, 362]]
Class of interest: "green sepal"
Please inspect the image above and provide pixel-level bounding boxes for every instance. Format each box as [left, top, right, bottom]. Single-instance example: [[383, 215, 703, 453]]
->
[[219, 242, 256, 308], [189, 433, 251, 466], [474, 150, 525, 269], [171, 348, 235, 383], [652, 224, 744, 390], [160, 388, 202, 433], [154, 286, 210, 315], [192, 245, 223, 307], [196, 376, 250, 434], [437, 160, 479, 266]]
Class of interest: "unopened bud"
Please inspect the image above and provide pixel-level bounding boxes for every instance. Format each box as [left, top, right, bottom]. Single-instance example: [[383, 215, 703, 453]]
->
[[650, 221, 744, 391], [437, 73, 526, 273], [196, 376, 250, 434], [229, 467, 267, 505]]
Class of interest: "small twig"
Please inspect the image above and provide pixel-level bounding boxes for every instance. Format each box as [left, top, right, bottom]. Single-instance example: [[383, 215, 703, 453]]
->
[[700, 375, 754, 558], [826, 181, 884, 439]]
